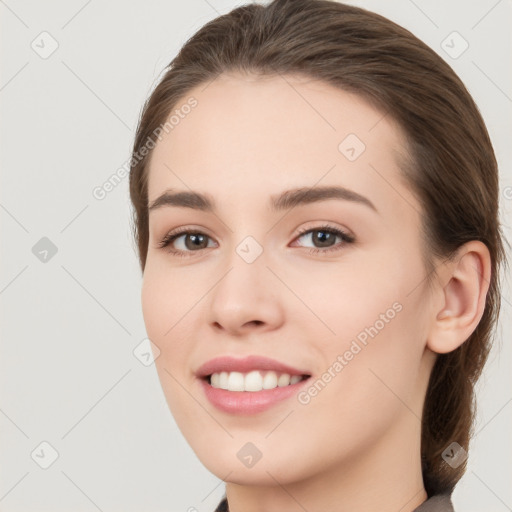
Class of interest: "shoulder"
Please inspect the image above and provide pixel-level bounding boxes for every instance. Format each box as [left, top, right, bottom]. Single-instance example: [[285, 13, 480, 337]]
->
[[213, 496, 228, 512], [214, 493, 455, 512], [413, 493, 455, 512]]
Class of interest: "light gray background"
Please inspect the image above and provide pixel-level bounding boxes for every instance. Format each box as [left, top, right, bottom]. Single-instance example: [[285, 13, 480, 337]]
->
[[1, 1, 510, 511]]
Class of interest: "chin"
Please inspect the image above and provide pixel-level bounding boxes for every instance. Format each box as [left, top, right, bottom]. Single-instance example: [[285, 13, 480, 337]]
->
[[195, 445, 310, 486]]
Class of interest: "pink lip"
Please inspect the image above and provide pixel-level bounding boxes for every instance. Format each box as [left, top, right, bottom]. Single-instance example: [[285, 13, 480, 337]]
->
[[195, 355, 310, 379], [198, 376, 311, 415]]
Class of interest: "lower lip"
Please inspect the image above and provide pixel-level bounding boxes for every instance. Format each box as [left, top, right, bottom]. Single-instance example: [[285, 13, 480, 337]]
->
[[199, 377, 311, 415]]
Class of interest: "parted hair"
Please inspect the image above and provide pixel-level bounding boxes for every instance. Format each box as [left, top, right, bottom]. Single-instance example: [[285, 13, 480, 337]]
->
[[129, 0, 507, 497]]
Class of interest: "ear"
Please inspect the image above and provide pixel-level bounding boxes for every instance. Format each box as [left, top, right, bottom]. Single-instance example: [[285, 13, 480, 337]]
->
[[426, 241, 491, 354]]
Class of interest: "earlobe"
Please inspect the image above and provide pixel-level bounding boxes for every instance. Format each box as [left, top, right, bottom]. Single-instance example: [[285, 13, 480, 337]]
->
[[426, 241, 491, 354]]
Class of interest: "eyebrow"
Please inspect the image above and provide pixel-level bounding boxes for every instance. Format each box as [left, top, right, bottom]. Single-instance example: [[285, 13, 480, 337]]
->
[[148, 185, 378, 214]]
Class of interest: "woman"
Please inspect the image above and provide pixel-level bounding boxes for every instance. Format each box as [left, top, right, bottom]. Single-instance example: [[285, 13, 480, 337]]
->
[[128, 1, 507, 510]]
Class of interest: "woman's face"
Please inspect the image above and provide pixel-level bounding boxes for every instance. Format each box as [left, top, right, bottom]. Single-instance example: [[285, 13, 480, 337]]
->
[[141, 73, 438, 485]]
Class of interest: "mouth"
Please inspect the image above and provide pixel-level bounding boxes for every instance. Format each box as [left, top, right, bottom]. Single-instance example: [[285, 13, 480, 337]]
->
[[199, 370, 312, 415], [195, 354, 313, 412]]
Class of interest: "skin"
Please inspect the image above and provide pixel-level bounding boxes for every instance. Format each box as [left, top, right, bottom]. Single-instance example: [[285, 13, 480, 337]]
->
[[141, 72, 491, 512]]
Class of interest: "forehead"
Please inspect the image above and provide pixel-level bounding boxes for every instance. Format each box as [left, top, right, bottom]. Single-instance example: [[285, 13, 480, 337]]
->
[[146, 72, 414, 217]]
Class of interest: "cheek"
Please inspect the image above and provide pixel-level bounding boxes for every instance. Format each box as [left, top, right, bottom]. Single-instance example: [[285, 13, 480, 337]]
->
[[141, 271, 169, 342], [291, 256, 411, 345], [141, 268, 204, 429], [140, 266, 191, 379], [297, 248, 428, 407], [141, 261, 215, 395], [141, 261, 197, 342]]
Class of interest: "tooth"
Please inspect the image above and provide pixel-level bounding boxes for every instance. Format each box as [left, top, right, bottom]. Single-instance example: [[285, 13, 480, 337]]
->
[[211, 373, 220, 388], [228, 371, 245, 391], [290, 375, 302, 385], [244, 370, 263, 391], [219, 371, 229, 389], [277, 373, 291, 387], [262, 371, 278, 389]]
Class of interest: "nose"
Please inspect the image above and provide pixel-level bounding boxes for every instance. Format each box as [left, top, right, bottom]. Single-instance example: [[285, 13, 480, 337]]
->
[[207, 251, 285, 336]]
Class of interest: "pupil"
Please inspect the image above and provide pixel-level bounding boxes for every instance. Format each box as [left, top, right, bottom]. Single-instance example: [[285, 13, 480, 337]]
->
[[186, 233, 207, 250], [315, 230, 334, 247]]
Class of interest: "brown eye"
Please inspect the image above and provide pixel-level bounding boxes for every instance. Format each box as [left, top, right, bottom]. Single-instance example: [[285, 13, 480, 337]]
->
[[294, 225, 355, 254], [158, 229, 216, 256]]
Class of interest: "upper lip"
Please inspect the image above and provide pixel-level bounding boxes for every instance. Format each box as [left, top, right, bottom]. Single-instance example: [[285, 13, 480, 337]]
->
[[195, 355, 311, 379]]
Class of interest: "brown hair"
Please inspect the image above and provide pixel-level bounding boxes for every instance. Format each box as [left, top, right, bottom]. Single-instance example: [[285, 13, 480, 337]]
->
[[129, 0, 507, 497]]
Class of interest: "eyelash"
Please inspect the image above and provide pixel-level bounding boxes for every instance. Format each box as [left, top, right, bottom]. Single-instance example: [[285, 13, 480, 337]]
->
[[157, 224, 355, 258]]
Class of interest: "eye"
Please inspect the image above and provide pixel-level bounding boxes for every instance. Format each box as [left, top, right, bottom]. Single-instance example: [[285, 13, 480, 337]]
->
[[292, 224, 355, 254], [157, 228, 216, 257]]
